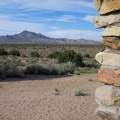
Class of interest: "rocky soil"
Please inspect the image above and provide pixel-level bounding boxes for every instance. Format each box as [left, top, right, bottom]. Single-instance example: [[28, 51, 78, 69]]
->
[[0, 74, 103, 120]]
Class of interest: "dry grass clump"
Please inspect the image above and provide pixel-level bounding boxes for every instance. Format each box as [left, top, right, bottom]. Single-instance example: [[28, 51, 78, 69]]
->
[[0, 57, 25, 79], [26, 62, 76, 75]]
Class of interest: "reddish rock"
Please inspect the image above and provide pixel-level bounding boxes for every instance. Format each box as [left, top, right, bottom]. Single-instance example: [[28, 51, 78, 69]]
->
[[98, 68, 120, 86], [101, 39, 120, 50]]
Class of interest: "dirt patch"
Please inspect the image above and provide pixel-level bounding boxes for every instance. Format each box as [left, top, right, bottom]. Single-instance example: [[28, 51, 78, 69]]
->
[[0, 74, 103, 120]]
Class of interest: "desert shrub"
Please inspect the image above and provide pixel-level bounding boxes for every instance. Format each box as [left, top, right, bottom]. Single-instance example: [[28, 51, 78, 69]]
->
[[0, 48, 7, 56], [8, 49, 20, 56], [84, 54, 90, 58], [0, 59, 25, 79], [31, 51, 40, 58], [22, 53, 27, 58], [26, 62, 76, 75], [47, 51, 62, 59], [54, 88, 60, 95], [73, 70, 80, 75], [72, 53, 85, 67], [58, 62, 76, 75], [48, 50, 84, 67], [58, 50, 75, 63], [75, 67, 98, 74], [73, 87, 84, 96], [26, 64, 49, 75]]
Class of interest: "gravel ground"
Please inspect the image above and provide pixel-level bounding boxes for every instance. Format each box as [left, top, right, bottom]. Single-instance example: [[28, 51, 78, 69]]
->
[[0, 74, 103, 120]]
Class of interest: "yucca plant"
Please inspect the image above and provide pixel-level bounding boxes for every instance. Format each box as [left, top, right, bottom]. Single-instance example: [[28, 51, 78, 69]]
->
[[73, 87, 84, 96]]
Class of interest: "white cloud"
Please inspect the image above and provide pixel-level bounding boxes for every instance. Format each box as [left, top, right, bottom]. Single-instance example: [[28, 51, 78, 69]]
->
[[38, 15, 78, 23], [0, 14, 44, 35], [82, 15, 96, 22], [0, 14, 102, 41], [0, 0, 95, 13], [44, 29, 102, 41], [0, 14, 10, 20], [57, 15, 77, 22]]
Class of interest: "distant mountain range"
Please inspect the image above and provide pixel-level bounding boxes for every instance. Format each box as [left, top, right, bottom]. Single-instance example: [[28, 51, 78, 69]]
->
[[0, 30, 100, 44]]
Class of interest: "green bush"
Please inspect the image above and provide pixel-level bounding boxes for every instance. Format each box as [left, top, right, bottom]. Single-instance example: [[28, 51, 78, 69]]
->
[[48, 50, 84, 67], [73, 70, 80, 75], [47, 51, 62, 59], [59, 62, 76, 75], [75, 67, 98, 74], [26, 62, 76, 75], [84, 54, 90, 58], [31, 51, 40, 58], [8, 49, 20, 56], [0, 48, 7, 56]]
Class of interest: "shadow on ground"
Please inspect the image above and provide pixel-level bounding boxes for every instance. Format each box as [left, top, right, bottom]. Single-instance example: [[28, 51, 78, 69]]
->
[[0, 74, 73, 82]]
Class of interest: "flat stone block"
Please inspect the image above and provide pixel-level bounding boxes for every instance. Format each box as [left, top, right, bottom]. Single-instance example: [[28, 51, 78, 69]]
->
[[96, 106, 120, 120], [98, 68, 120, 86], [99, 0, 120, 15], [104, 47, 120, 54], [95, 85, 120, 107], [102, 25, 120, 37], [95, 52, 120, 67], [101, 39, 120, 50], [93, 0, 103, 10], [94, 13, 120, 28]]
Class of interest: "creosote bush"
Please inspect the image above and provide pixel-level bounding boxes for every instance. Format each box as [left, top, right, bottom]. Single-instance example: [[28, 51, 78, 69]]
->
[[0, 48, 7, 56], [47, 51, 61, 59], [26, 62, 76, 75], [8, 49, 20, 56], [48, 50, 84, 67], [84, 54, 90, 58], [31, 51, 40, 58], [0, 58, 25, 79]]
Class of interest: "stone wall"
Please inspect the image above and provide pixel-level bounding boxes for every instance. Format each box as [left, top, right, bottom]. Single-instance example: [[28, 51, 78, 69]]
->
[[93, 0, 120, 119]]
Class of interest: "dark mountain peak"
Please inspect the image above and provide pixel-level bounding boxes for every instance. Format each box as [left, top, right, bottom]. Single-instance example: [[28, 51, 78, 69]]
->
[[0, 30, 100, 44], [19, 30, 50, 39], [20, 30, 37, 36], [21, 30, 30, 33]]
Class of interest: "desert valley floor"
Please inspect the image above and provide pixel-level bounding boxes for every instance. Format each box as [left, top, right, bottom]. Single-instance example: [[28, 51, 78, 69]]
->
[[0, 74, 103, 120]]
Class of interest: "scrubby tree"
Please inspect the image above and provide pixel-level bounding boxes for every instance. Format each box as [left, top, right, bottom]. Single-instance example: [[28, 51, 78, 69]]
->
[[84, 54, 90, 58], [31, 51, 40, 58], [47, 51, 62, 59], [48, 49, 84, 67], [0, 48, 7, 56], [8, 49, 20, 56]]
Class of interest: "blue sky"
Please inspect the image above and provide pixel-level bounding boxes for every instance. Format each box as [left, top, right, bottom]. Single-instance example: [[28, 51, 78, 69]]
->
[[0, 0, 102, 40]]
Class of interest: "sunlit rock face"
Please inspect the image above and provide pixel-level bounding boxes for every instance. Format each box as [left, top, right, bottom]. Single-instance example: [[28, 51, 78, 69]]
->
[[93, 0, 120, 119]]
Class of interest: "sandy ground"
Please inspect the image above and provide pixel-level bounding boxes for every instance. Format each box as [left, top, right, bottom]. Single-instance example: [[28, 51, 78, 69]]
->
[[0, 74, 103, 120]]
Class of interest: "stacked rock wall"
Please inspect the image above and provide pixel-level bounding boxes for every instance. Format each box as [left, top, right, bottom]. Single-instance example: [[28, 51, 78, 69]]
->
[[93, 0, 120, 119]]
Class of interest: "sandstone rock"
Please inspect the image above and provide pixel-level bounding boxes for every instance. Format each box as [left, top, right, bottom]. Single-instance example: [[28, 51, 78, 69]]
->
[[95, 85, 120, 107], [93, 0, 103, 10], [94, 13, 120, 28], [102, 25, 120, 37], [95, 52, 120, 67], [96, 106, 120, 120], [99, 0, 120, 15], [98, 68, 120, 86], [104, 46, 120, 54], [101, 39, 120, 50], [101, 64, 120, 69]]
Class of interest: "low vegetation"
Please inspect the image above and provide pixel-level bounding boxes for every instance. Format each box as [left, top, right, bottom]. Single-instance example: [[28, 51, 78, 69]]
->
[[73, 87, 84, 96], [0, 44, 104, 79]]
